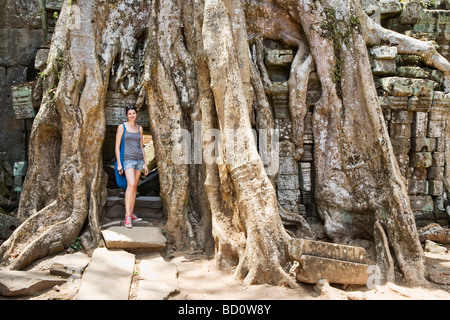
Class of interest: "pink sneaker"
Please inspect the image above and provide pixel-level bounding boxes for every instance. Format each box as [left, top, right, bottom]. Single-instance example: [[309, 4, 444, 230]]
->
[[131, 213, 142, 222], [124, 216, 132, 228]]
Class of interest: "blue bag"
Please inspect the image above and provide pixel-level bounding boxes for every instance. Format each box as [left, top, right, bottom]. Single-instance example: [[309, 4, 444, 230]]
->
[[114, 123, 127, 189]]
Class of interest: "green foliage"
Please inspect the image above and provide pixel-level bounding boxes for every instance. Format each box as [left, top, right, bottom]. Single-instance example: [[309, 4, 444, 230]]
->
[[70, 236, 83, 251], [320, 8, 361, 98]]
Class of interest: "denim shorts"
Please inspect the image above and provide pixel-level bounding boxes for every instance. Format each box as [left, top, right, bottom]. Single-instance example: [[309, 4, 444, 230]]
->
[[123, 159, 145, 171]]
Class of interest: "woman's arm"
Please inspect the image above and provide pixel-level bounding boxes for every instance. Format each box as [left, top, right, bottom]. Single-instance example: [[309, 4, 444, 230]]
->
[[115, 124, 124, 174], [140, 126, 149, 176]]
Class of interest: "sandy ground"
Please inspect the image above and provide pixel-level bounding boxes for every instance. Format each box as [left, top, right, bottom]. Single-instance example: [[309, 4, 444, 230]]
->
[[8, 241, 448, 301]]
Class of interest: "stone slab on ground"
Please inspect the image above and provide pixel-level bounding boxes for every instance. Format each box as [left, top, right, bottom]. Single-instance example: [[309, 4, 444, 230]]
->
[[76, 248, 135, 300], [289, 238, 367, 264], [137, 254, 179, 300], [0, 270, 66, 297], [295, 255, 369, 285], [102, 226, 167, 250]]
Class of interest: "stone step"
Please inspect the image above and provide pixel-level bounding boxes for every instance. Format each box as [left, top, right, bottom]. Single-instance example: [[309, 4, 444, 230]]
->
[[101, 226, 167, 251], [289, 238, 368, 264], [137, 254, 179, 300], [104, 196, 163, 219], [0, 270, 66, 297], [76, 248, 135, 300]]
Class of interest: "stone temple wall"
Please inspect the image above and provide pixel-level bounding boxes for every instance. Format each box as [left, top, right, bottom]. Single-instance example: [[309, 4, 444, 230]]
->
[[265, 0, 450, 228]]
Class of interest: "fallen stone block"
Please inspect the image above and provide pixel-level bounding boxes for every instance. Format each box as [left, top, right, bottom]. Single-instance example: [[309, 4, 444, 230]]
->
[[390, 110, 413, 124], [409, 152, 432, 168], [409, 195, 434, 211], [424, 240, 448, 254], [295, 255, 369, 285], [101, 226, 167, 250], [289, 239, 367, 264], [428, 180, 443, 196], [407, 179, 428, 196], [0, 270, 66, 297], [410, 137, 435, 152], [48, 252, 91, 278], [76, 248, 135, 300], [370, 46, 397, 60], [427, 166, 444, 180]]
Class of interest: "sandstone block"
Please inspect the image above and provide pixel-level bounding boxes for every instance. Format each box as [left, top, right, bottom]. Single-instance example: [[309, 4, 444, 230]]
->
[[390, 138, 410, 154], [279, 157, 298, 175], [408, 96, 433, 112], [278, 174, 299, 190], [428, 180, 443, 196], [389, 123, 411, 138], [427, 120, 446, 138], [137, 255, 179, 300], [101, 226, 167, 250], [432, 152, 445, 167], [372, 59, 396, 76], [427, 166, 444, 180], [295, 255, 368, 285], [410, 137, 435, 152], [0, 271, 65, 297], [411, 111, 428, 137], [370, 46, 397, 59], [298, 162, 312, 191], [409, 195, 434, 211], [408, 167, 427, 180], [408, 179, 428, 196], [409, 152, 432, 168]]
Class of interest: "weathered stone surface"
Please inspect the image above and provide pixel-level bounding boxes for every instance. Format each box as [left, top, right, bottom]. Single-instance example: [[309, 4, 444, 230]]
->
[[390, 110, 413, 124], [0, 270, 65, 297], [289, 239, 367, 264], [101, 226, 167, 250], [104, 196, 163, 219], [105, 105, 149, 128], [397, 66, 431, 79], [389, 123, 411, 138], [137, 255, 179, 300], [409, 152, 432, 167], [295, 255, 369, 285], [370, 45, 397, 60], [34, 48, 49, 71], [412, 112, 428, 137], [372, 59, 396, 75], [76, 248, 135, 300], [408, 167, 427, 180], [427, 120, 446, 138]]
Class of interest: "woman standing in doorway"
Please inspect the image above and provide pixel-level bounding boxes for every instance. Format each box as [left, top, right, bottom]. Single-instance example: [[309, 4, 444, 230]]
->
[[115, 105, 149, 228]]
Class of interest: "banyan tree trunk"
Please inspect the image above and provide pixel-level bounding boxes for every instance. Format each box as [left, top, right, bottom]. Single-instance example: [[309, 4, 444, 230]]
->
[[0, 0, 150, 269], [2, 0, 450, 287]]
